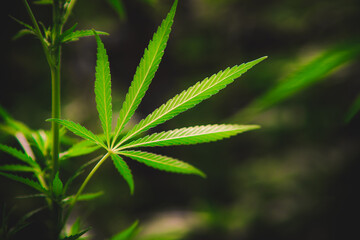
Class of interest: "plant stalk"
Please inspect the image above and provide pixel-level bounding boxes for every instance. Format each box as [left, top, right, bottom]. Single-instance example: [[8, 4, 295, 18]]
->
[[62, 152, 111, 227]]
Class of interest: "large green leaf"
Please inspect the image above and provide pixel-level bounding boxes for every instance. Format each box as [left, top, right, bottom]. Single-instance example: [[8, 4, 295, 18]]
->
[[94, 31, 113, 146], [47, 119, 106, 148], [119, 150, 205, 177], [111, 154, 134, 194], [0, 144, 39, 169], [118, 124, 260, 150], [116, 56, 266, 147], [112, 0, 178, 146], [0, 172, 46, 193]]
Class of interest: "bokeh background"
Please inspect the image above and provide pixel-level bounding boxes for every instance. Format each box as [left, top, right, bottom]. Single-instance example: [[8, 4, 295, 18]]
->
[[2, 0, 360, 239]]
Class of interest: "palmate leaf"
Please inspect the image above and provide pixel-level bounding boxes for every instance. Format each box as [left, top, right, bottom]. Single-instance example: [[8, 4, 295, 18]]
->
[[112, 0, 178, 146], [0, 172, 46, 193], [0, 144, 39, 169], [111, 154, 134, 194], [118, 124, 260, 150], [115, 56, 267, 147], [94, 31, 113, 146], [47, 119, 106, 148], [119, 150, 205, 177]]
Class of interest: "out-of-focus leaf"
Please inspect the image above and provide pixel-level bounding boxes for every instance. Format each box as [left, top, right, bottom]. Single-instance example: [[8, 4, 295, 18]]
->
[[53, 172, 63, 197], [34, 0, 53, 4], [107, 0, 127, 20], [345, 93, 360, 123], [0, 164, 35, 172], [0, 172, 46, 193], [62, 228, 90, 240], [0, 144, 39, 169], [12, 29, 35, 40], [63, 191, 104, 203], [61, 30, 109, 43], [229, 41, 360, 122], [110, 220, 139, 240]]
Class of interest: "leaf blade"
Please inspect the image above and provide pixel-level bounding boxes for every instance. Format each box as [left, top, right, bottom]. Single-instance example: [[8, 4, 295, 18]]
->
[[0, 164, 35, 172], [112, 0, 178, 145], [119, 150, 205, 177], [62, 30, 109, 43], [0, 172, 46, 193], [117, 57, 266, 146], [0, 144, 39, 169], [94, 31, 113, 147], [110, 220, 139, 240], [118, 124, 260, 150], [111, 154, 134, 194], [47, 119, 106, 148]]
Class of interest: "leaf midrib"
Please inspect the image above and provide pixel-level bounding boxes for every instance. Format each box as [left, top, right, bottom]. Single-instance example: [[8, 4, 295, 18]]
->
[[120, 151, 186, 169], [119, 127, 241, 150]]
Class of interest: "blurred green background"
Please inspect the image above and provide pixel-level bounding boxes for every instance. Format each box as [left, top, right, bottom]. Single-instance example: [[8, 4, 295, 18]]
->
[[2, 0, 360, 239]]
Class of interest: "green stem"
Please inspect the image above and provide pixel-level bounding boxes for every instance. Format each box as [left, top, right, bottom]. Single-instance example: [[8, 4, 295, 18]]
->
[[63, 152, 111, 226]]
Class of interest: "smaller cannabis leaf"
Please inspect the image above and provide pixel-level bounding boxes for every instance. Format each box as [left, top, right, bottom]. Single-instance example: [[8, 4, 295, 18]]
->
[[49, 0, 266, 197]]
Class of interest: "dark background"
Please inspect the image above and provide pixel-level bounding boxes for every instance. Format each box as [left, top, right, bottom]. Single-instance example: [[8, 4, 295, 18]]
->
[[2, 0, 360, 239]]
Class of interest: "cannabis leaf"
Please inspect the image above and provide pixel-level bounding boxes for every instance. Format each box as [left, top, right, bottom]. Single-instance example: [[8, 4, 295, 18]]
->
[[49, 0, 266, 198]]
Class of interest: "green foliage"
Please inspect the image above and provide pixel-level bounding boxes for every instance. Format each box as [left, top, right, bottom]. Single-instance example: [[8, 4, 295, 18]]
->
[[112, 0, 177, 146], [2, 0, 265, 239], [53, 172, 63, 198], [118, 57, 266, 147], [119, 124, 260, 149], [0, 172, 46, 193], [230, 41, 360, 122], [107, 0, 127, 20], [49, 119, 106, 148], [51, 0, 264, 198], [62, 29, 109, 43], [0, 144, 39, 169], [345, 93, 360, 123], [94, 31, 113, 147], [111, 154, 134, 194], [110, 220, 139, 240], [119, 150, 206, 177]]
